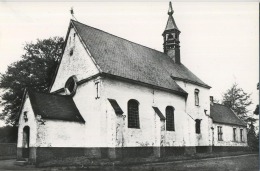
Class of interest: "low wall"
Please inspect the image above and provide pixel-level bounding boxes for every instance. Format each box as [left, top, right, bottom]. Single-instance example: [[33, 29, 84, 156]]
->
[[35, 146, 197, 165], [0, 143, 17, 159], [33, 146, 249, 166], [212, 146, 249, 153]]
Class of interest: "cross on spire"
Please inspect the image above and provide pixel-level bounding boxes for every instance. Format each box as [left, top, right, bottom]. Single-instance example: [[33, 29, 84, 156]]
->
[[70, 7, 78, 21], [168, 2, 174, 15]]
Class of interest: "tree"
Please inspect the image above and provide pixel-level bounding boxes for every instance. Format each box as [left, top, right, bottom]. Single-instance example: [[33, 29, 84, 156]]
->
[[0, 37, 64, 126], [0, 126, 18, 143], [247, 117, 259, 151], [222, 83, 253, 120]]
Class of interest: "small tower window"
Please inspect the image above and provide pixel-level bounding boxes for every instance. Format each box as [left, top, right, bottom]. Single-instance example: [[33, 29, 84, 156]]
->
[[128, 99, 140, 128], [167, 34, 174, 40], [166, 106, 175, 131], [195, 119, 201, 134], [195, 89, 200, 106]]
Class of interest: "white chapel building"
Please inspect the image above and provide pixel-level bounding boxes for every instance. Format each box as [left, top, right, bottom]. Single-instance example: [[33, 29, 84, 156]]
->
[[17, 2, 248, 164]]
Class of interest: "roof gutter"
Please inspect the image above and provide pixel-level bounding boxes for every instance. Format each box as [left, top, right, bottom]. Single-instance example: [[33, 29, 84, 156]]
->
[[213, 121, 247, 127], [101, 72, 188, 99], [52, 72, 188, 99]]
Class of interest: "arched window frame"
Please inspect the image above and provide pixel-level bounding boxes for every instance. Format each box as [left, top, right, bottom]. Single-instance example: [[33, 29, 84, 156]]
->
[[127, 99, 140, 129], [166, 106, 175, 131]]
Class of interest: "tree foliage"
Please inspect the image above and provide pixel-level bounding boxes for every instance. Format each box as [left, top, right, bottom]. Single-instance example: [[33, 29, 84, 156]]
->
[[247, 118, 259, 151], [0, 37, 64, 126], [0, 126, 18, 143], [222, 83, 253, 120]]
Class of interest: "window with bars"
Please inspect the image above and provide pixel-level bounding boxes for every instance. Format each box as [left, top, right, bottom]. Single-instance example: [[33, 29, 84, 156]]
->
[[195, 89, 200, 106], [195, 119, 201, 134], [217, 126, 223, 141], [233, 128, 237, 141], [128, 99, 140, 128], [166, 106, 175, 131], [240, 129, 243, 142]]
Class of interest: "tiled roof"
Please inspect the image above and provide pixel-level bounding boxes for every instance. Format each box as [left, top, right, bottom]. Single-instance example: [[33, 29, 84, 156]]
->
[[210, 103, 246, 127], [28, 91, 85, 123], [71, 20, 210, 95]]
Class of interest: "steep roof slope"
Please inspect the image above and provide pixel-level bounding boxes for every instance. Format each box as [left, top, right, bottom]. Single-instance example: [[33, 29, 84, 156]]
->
[[28, 91, 85, 123], [210, 103, 246, 127], [71, 20, 210, 95]]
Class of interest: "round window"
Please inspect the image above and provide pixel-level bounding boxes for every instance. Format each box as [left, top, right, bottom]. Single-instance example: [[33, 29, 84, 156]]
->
[[65, 76, 78, 96]]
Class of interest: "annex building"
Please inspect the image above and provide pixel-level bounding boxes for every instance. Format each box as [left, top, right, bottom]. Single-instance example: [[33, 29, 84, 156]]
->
[[17, 2, 247, 165]]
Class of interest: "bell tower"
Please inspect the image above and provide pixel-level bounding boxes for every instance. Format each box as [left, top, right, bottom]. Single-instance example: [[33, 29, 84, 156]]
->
[[162, 2, 181, 64]]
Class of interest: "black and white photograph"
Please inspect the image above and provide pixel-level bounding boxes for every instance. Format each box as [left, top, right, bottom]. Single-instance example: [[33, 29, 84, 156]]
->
[[0, 1, 258, 170]]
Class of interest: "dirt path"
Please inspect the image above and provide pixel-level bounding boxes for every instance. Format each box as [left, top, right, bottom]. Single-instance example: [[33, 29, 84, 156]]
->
[[0, 153, 258, 171]]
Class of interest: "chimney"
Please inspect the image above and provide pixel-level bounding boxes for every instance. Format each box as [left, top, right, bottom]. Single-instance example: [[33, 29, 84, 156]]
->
[[210, 96, 214, 105]]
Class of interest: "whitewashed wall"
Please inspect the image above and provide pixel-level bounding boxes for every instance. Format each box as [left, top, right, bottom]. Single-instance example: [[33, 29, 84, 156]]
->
[[71, 76, 107, 147], [175, 81, 212, 146], [103, 78, 197, 147], [213, 123, 247, 146], [51, 26, 99, 92], [37, 120, 85, 147], [17, 93, 86, 148]]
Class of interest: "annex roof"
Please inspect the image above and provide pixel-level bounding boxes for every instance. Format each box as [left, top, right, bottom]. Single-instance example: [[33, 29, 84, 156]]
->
[[71, 20, 210, 96], [28, 91, 85, 123], [210, 103, 246, 127]]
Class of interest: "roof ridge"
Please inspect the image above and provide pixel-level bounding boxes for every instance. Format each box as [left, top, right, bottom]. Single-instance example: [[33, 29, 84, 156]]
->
[[71, 20, 167, 57]]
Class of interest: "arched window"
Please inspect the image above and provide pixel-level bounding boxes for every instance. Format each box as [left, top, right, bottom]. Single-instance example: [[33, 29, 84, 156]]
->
[[128, 99, 140, 128], [166, 106, 175, 131]]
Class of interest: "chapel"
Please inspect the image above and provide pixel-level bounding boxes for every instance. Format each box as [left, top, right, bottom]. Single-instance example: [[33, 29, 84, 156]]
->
[[17, 2, 248, 165]]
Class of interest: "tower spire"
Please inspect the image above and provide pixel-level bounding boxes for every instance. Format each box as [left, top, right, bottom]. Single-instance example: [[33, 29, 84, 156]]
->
[[162, 2, 181, 64]]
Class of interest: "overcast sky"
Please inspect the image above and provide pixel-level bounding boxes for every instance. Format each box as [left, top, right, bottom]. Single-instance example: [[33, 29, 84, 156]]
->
[[0, 1, 258, 126]]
